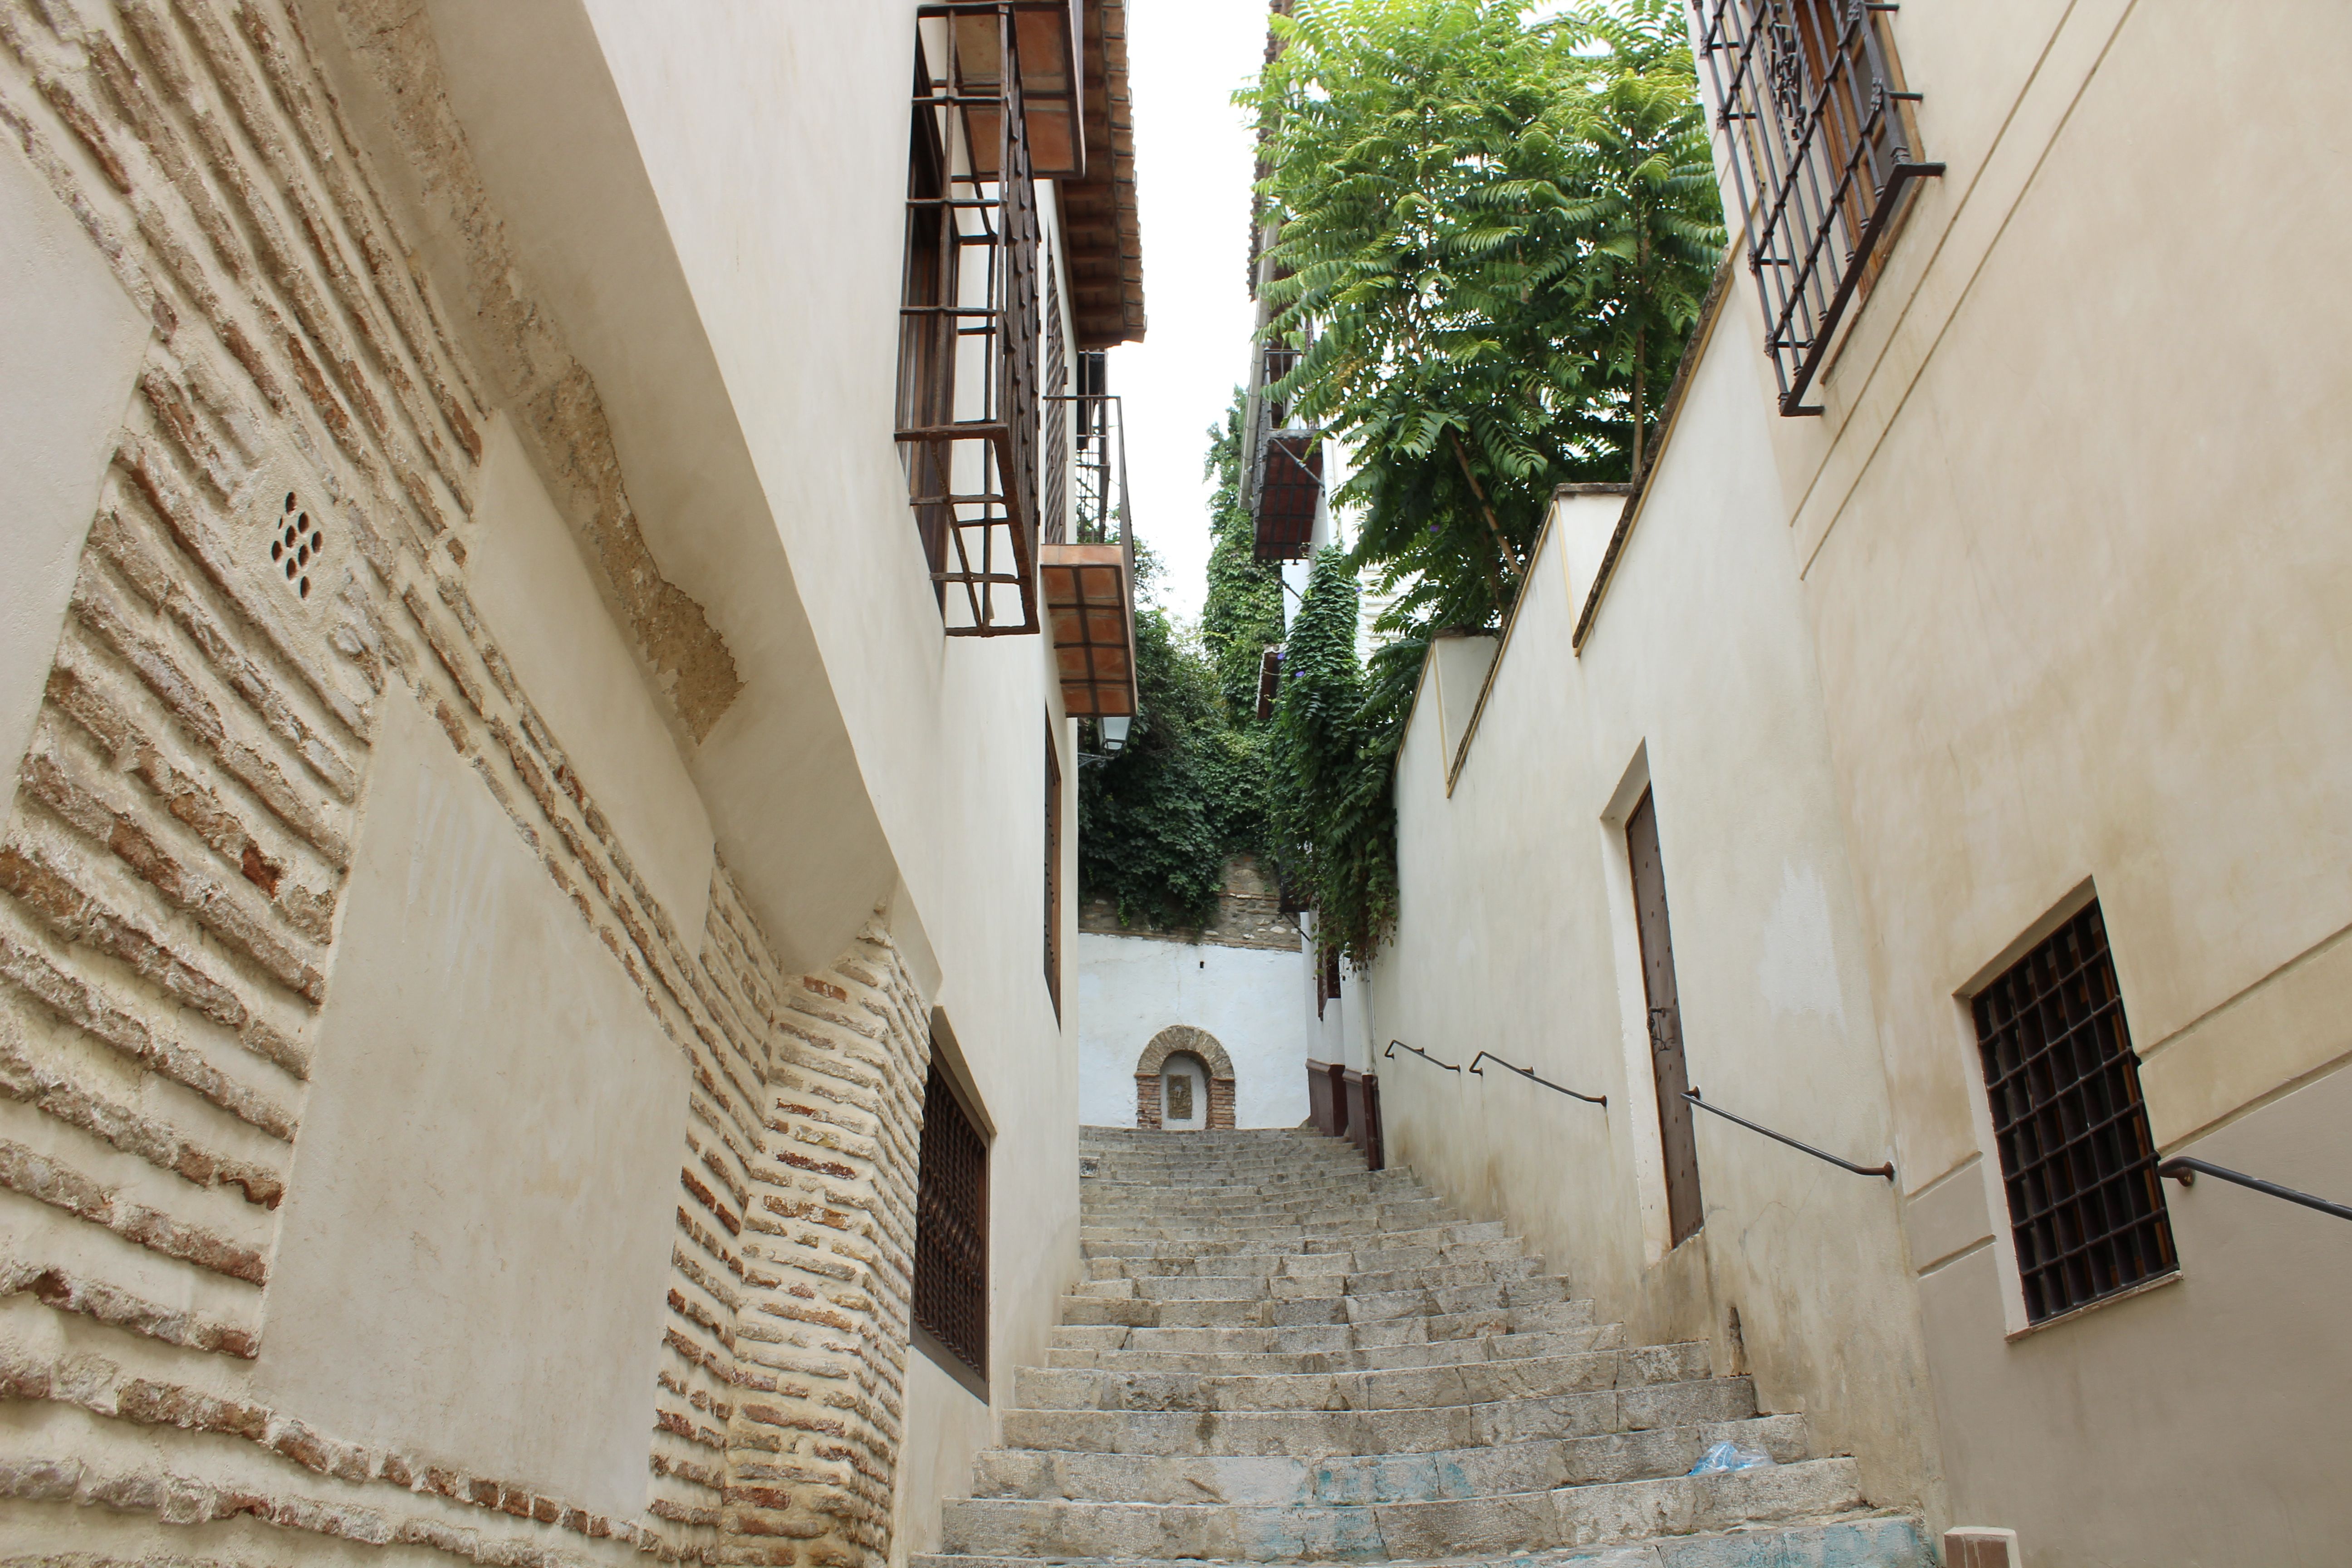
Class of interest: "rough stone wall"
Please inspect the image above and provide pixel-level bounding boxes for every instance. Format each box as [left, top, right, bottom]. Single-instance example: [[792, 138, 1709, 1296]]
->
[[1080, 855, 1300, 952], [0, 2, 927, 1564]]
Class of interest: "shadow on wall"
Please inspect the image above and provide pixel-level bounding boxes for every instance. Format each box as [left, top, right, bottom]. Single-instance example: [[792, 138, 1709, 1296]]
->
[[1135, 1025, 1235, 1129]]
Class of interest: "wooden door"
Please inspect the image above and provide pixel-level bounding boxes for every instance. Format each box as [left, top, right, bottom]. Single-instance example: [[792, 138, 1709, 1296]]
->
[[1627, 789, 1703, 1246]]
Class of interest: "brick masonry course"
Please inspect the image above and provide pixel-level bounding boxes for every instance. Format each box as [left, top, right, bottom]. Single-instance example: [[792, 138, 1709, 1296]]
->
[[0, 3, 930, 1564]]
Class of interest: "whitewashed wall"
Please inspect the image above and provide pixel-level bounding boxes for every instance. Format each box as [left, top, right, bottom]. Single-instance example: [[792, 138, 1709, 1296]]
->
[[1078, 932, 1313, 1128]]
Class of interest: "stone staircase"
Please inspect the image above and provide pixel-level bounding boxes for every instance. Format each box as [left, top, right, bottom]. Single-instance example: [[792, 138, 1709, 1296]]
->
[[914, 1127, 1928, 1568]]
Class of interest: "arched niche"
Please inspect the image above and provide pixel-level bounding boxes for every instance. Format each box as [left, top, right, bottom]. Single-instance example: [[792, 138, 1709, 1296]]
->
[[1134, 1025, 1236, 1130]]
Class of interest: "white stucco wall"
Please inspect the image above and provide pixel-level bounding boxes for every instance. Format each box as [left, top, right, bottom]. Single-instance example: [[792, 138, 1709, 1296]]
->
[[1077, 932, 1312, 1129], [0, 134, 150, 779]]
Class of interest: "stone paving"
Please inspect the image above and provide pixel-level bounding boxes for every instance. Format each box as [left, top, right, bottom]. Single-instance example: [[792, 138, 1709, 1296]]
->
[[915, 1127, 1927, 1568]]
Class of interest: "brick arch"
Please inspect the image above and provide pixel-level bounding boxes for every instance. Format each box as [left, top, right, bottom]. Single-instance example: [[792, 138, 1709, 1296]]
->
[[1135, 1026, 1237, 1130]]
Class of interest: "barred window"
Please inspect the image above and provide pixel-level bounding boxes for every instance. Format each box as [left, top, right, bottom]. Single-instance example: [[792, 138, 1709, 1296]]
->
[[913, 1062, 990, 1382], [1692, 0, 1942, 415], [1972, 902, 2177, 1325]]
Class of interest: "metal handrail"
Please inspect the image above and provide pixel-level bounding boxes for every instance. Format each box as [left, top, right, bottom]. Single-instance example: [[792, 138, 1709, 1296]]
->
[[1384, 1039, 1460, 1073], [2159, 1157, 2352, 1224], [1683, 1087, 1893, 1181], [1468, 1051, 1605, 1108]]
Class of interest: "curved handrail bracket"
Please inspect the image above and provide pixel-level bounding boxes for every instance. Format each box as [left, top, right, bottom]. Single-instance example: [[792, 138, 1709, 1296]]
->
[[1684, 1087, 1893, 1181], [2159, 1156, 2352, 1223], [1468, 1050, 1605, 1108], [1384, 1039, 1461, 1073]]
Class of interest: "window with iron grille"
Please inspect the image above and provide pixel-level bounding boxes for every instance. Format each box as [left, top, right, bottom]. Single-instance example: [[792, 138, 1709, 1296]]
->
[[1692, 0, 1942, 416], [1972, 902, 2177, 1325], [897, 4, 1045, 635], [913, 1061, 990, 1381]]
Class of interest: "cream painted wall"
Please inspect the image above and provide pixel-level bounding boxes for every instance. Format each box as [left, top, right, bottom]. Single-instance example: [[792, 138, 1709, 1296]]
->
[[467, 417, 717, 937], [1367, 311, 1943, 1520], [0, 134, 151, 778], [255, 684, 685, 1519], [310, 5, 1093, 1548], [1076, 932, 1315, 1128], [1728, 4, 2352, 1560]]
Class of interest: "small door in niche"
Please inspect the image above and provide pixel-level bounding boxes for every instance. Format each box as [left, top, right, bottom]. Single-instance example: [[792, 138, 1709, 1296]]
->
[[1161, 1053, 1207, 1131]]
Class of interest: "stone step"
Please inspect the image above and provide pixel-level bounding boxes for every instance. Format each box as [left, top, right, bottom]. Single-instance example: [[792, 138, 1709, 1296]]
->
[[1087, 1239, 1531, 1279], [1078, 1215, 1461, 1244], [939, 1456, 1863, 1561], [1049, 1323, 1627, 1375], [1058, 1277, 1573, 1331], [1072, 1259, 1542, 1302], [999, 1372, 1759, 1457], [971, 1414, 1809, 1504], [1014, 1342, 1712, 1414], [913, 1512, 1928, 1568], [1080, 1195, 1449, 1221], [1052, 1298, 1600, 1356], [1084, 1221, 1512, 1258]]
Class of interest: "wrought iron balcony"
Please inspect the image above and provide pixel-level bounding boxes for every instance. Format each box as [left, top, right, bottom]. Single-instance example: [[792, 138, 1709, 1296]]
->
[[1040, 389, 1137, 719], [1694, 0, 1943, 416], [1245, 341, 1319, 563], [898, 3, 1048, 636]]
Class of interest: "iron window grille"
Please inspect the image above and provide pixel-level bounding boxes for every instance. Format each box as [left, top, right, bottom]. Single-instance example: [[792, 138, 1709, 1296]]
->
[[1972, 902, 2177, 1325], [1693, 0, 1943, 416], [913, 1062, 990, 1379], [899, 3, 1045, 635]]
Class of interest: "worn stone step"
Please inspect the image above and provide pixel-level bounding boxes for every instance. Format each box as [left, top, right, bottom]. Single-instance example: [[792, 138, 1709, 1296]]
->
[[1084, 1221, 1512, 1259], [1081, 1199, 1453, 1227], [1048, 1323, 1627, 1374], [1088, 1239, 1531, 1280], [1059, 1276, 1572, 1330], [999, 1373, 1759, 1457], [914, 1511, 1928, 1568], [1050, 1298, 1601, 1357], [1015, 1343, 1711, 1414], [940, 1456, 1863, 1560], [972, 1414, 1809, 1504], [1073, 1259, 1541, 1303]]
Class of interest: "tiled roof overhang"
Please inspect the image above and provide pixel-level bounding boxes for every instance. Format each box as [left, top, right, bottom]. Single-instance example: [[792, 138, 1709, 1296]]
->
[[1063, 0, 1146, 348]]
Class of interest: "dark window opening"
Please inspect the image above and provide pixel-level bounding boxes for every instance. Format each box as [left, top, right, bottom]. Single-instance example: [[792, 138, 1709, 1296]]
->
[[1972, 901, 2177, 1325], [913, 1060, 990, 1382], [1692, 0, 1943, 415], [1044, 723, 1062, 1016]]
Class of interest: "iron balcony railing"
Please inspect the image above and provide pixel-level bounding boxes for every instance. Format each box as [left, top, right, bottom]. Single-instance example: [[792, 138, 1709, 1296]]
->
[[1694, 0, 1943, 416], [1063, 389, 1133, 554], [899, 2, 1044, 635]]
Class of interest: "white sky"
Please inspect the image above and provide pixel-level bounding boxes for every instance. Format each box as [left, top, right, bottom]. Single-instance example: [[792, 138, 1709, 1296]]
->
[[1103, 2, 1270, 626]]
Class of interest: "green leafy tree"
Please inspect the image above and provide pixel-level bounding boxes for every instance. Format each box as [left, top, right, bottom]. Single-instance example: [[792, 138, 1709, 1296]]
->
[[1240, 0, 1722, 963], [1240, 0, 1723, 632], [1076, 399, 1283, 927], [1199, 391, 1289, 720]]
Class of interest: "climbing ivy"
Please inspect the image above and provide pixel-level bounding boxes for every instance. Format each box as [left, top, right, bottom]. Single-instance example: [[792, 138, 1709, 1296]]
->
[[1267, 549, 1402, 966], [1075, 393, 1281, 929]]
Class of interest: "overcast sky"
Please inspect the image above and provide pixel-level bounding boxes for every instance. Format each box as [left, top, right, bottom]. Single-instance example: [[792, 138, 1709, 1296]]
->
[[1103, 2, 1270, 627]]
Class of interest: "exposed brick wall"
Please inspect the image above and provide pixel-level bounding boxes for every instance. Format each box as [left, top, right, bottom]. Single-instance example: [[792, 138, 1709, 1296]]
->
[[0, 4, 928, 1565], [1133, 1073, 1161, 1131], [1207, 1075, 1236, 1130]]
